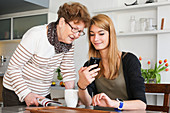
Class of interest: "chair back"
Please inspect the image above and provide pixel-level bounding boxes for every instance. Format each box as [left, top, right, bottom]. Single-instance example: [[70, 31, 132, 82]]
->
[[145, 83, 170, 113]]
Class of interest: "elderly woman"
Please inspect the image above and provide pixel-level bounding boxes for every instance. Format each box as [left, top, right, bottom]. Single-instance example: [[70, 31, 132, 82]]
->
[[3, 2, 90, 107]]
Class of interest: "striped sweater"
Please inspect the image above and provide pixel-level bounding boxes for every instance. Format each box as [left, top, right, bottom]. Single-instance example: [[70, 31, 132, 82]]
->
[[3, 25, 76, 102]]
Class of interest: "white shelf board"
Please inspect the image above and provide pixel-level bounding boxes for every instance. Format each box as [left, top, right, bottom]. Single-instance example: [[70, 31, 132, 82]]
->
[[51, 85, 65, 90], [117, 29, 170, 37], [145, 92, 164, 96], [92, 1, 170, 13], [0, 39, 21, 42]]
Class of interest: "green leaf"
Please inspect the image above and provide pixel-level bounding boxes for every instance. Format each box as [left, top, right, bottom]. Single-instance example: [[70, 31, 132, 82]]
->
[[157, 63, 165, 70], [154, 62, 157, 71], [157, 66, 167, 73], [57, 72, 63, 80], [156, 73, 161, 83], [146, 79, 149, 83], [56, 67, 62, 80], [148, 69, 154, 73], [57, 75, 63, 80], [142, 73, 146, 79], [56, 67, 61, 73]]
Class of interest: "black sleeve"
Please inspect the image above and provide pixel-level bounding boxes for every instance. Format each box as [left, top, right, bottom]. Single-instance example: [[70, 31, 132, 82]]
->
[[87, 81, 97, 97], [83, 60, 98, 97], [122, 52, 147, 104]]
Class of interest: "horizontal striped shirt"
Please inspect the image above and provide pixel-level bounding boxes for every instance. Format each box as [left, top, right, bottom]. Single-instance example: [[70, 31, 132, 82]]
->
[[3, 25, 76, 102]]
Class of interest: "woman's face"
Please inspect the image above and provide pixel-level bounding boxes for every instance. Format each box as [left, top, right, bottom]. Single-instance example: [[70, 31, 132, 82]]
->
[[58, 19, 85, 44], [89, 25, 109, 51]]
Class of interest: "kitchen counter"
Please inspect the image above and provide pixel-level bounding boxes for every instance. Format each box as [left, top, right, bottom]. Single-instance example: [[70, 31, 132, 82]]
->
[[0, 106, 27, 113], [0, 72, 5, 77]]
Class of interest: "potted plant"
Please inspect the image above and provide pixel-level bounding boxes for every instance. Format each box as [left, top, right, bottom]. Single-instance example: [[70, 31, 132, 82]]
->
[[56, 67, 63, 81], [51, 67, 64, 86], [139, 57, 169, 83], [56, 67, 65, 87]]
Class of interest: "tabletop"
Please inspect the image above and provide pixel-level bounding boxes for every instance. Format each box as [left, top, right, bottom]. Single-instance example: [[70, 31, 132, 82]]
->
[[0, 106, 165, 113]]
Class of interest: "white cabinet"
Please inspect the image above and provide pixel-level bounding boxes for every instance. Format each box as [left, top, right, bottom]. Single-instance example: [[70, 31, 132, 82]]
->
[[0, 18, 11, 40], [13, 14, 47, 40], [0, 9, 50, 41], [91, 0, 170, 83]]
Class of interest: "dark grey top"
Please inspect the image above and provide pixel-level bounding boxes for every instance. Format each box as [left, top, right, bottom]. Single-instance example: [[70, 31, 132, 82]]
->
[[95, 60, 128, 100]]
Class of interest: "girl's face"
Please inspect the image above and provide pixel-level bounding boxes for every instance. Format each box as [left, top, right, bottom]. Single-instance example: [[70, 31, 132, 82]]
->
[[89, 25, 109, 51]]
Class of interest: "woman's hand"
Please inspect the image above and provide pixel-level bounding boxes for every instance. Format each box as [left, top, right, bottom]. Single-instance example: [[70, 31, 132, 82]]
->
[[93, 93, 147, 110], [24, 92, 45, 106], [92, 93, 118, 108], [78, 64, 100, 89]]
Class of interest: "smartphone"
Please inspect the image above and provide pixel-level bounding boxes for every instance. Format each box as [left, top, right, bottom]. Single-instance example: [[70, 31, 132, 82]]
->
[[88, 57, 101, 71]]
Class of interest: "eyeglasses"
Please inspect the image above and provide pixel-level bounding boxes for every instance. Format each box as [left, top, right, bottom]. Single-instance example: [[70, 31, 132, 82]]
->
[[65, 21, 85, 36]]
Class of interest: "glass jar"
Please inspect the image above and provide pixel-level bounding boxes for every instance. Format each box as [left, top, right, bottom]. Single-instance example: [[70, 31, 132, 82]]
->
[[140, 18, 147, 31], [130, 16, 136, 32], [146, 18, 154, 31]]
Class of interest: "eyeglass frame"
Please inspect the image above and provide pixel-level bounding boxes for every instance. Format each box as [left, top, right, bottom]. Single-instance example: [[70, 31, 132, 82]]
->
[[65, 20, 85, 36]]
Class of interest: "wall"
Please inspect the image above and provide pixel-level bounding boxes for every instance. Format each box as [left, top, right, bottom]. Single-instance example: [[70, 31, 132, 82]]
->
[[0, 41, 19, 102], [0, 76, 3, 102], [157, 6, 170, 83], [0, 41, 20, 73], [1, 0, 170, 82]]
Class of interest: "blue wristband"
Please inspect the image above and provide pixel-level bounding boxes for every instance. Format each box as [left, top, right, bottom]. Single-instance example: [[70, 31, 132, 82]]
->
[[116, 98, 124, 110], [118, 101, 124, 110], [114, 108, 122, 112]]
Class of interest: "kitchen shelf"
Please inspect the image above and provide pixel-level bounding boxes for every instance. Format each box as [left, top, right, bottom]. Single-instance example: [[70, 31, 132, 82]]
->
[[0, 72, 4, 77], [0, 39, 21, 42], [92, 1, 170, 13], [0, 74, 4, 77], [117, 29, 170, 37], [51, 85, 65, 90]]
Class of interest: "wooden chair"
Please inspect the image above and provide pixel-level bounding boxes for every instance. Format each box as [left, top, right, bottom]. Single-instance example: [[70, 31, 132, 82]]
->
[[145, 83, 170, 113]]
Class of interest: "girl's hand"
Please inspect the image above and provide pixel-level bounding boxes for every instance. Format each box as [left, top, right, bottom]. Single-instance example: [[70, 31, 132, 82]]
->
[[92, 93, 118, 108], [78, 64, 100, 89]]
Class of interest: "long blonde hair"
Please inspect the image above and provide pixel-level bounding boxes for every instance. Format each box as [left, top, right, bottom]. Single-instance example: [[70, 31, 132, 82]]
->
[[88, 14, 120, 79]]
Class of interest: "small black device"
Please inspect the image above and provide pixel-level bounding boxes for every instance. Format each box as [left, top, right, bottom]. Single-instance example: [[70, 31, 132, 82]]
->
[[88, 57, 101, 71]]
